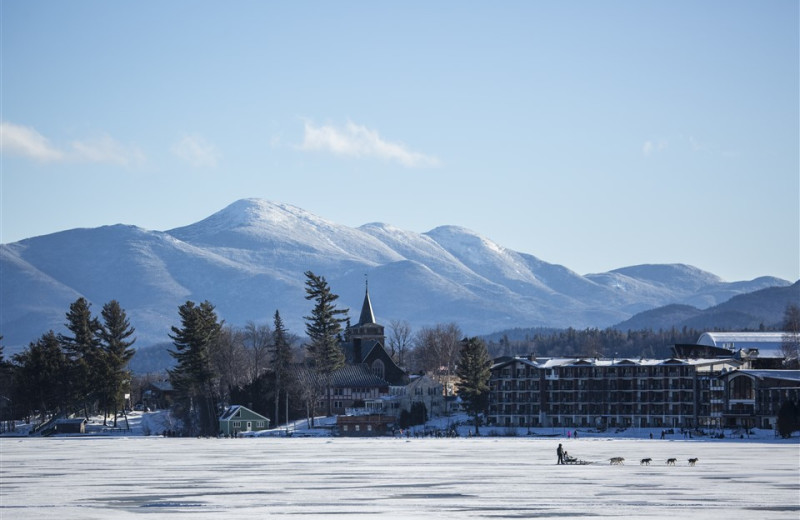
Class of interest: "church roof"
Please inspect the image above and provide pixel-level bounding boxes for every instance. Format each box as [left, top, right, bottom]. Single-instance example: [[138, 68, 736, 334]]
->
[[357, 286, 376, 326]]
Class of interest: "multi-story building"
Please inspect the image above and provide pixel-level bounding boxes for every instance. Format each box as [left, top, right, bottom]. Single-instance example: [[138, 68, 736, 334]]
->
[[489, 357, 741, 430], [719, 369, 800, 430]]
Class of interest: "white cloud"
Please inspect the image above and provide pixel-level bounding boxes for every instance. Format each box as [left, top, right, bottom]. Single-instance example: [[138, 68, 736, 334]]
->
[[642, 139, 668, 156], [299, 120, 439, 167], [171, 135, 220, 168], [1, 121, 144, 166], [71, 135, 145, 166], [1, 121, 64, 161]]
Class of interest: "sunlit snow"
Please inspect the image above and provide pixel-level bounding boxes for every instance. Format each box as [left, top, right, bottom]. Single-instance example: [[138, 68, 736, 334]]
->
[[2, 429, 798, 519]]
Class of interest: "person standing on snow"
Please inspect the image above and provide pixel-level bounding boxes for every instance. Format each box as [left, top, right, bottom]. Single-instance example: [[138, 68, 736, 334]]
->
[[557, 443, 565, 464]]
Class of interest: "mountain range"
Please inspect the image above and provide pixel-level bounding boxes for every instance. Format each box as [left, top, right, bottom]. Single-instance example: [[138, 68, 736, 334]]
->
[[1, 198, 793, 354]]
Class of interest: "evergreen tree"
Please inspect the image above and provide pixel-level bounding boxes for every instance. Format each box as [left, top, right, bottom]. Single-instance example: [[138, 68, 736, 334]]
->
[[776, 399, 799, 438], [456, 336, 492, 435], [271, 310, 294, 428], [99, 300, 136, 427], [12, 331, 67, 423], [303, 271, 348, 416], [58, 297, 103, 417], [168, 300, 222, 436]]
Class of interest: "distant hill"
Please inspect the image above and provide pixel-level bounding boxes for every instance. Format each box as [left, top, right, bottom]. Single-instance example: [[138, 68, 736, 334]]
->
[[1, 198, 792, 354], [612, 281, 800, 331]]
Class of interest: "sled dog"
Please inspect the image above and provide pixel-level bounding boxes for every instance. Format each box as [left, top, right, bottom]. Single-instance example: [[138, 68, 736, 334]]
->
[[609, 457, 625, 465]]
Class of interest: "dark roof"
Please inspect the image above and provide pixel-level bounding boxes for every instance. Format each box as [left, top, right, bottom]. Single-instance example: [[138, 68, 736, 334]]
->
[[331, 364, 389, 388], [728, 370, 800, 383], [341, 339, 383, 364], [293, 364, 389, 389], [55, 418, 86, 425], [147, 381, 174, 392], [358, 287, 376, 326]]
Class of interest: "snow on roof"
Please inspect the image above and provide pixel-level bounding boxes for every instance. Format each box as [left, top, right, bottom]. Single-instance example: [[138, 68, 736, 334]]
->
[[732, 370, 800, 383], [697, 332, 786, 348], [496, 356, 737, 369], [219, 405, 242, 420]]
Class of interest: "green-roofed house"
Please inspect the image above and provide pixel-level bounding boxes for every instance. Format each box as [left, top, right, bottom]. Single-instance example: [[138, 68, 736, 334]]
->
[[219, 405, 270, 437]]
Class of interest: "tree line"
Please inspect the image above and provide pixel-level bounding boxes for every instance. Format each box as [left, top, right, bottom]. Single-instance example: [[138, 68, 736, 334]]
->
[[0, 298, 135, 430], [3, 274, 795, 437]]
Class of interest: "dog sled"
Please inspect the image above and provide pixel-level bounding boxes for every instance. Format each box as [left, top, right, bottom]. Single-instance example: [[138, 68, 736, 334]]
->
[[563, 454, 593, 465]]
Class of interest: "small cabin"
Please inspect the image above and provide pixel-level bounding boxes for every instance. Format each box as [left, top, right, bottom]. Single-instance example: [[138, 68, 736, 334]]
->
[[54, 418, 87, 434], [336, 413, 394, 437], [219, 405, 270, 437]]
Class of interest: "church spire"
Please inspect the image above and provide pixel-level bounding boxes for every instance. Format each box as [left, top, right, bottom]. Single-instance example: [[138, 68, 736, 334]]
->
[[358, 277, 376, 326]]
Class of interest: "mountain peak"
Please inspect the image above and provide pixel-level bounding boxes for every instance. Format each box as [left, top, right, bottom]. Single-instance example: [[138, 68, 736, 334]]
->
[[1, 199, 791, 353]]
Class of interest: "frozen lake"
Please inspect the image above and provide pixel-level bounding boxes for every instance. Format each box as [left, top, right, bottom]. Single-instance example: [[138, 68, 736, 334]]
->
[[1, 436, 798, 519]]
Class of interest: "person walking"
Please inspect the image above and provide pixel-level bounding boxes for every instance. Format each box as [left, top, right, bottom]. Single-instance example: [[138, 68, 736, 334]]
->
[[557, 443, 565, 464]]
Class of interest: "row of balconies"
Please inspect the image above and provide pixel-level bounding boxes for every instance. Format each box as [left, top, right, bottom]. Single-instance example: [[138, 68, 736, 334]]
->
[[493, 393, 695, 404], [547, 382, 695, 391]]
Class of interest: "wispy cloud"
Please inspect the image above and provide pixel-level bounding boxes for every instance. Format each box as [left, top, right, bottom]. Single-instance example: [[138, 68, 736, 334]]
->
[[642, 139, 668, 156], [171, 135, 220, 168], [1, 121, 144, 166], [299, 120, 439, 167], [1, 121, 65, 162], [71, 135, 145, 166]]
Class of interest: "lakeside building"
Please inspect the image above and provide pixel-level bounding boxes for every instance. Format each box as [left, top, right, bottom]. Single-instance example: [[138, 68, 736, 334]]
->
[[488, 331, 799, 432], [488, 356, 740, 430]]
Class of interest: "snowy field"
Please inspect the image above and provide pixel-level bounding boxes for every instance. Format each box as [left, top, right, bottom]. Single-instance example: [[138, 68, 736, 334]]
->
[[1, 435, 798, 519]]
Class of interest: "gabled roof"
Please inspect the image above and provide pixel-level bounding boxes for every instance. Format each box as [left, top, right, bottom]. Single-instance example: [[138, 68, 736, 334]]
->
[[219, 405, 269, 422], [491, 357, 539, 370], [147, 381, 174, 392]]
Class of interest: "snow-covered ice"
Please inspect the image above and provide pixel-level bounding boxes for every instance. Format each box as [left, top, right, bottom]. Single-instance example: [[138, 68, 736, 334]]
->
[[1, 434, 798, 519]]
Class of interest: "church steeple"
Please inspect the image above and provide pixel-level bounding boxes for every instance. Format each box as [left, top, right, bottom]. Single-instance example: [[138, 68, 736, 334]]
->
[[347, 278, 385, 348], [358, 279, 376, 326]]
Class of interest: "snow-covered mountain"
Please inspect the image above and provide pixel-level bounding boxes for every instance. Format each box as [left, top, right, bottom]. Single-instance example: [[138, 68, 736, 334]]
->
[[0, 198, 791, 353]]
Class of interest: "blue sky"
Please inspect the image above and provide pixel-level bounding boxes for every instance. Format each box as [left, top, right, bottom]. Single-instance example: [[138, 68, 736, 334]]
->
[[2, 1, 798, 282]]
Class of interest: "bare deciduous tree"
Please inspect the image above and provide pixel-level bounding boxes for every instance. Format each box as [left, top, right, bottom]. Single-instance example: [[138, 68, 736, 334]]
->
[[781, 304, 800, 368], [410, 323, 462, 394], [212, 326, 248, 405], [243, 321, 272, 383], [388, 319, 412, 367]]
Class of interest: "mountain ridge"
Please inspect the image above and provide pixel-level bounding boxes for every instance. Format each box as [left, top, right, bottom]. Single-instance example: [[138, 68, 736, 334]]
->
[[1, 198, 792, 353]]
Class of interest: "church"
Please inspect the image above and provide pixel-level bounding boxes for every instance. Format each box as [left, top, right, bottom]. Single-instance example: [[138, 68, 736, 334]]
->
[[339, 283, 408, 386]]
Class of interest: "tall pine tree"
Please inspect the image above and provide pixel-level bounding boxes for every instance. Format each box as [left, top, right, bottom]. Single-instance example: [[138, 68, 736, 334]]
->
[[456, 336, 492, 435], [12, 331, 67, 424], [58, 297, 103, 418], [303, 271, 348, 417], [99, 300, 136, 427], [271, 309, 294, 428], [168, 300, 222, 436]]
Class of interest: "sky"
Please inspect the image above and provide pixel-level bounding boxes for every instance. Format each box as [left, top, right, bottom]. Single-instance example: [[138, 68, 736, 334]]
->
[[1, 1, 798, 283]]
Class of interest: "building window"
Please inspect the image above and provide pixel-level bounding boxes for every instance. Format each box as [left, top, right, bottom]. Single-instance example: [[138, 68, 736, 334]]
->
[[372, 360, 385, 379], [730, 376, 754, 400]]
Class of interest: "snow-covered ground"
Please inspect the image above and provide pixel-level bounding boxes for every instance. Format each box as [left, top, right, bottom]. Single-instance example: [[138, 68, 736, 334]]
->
[[1, 414, 798, 519]]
